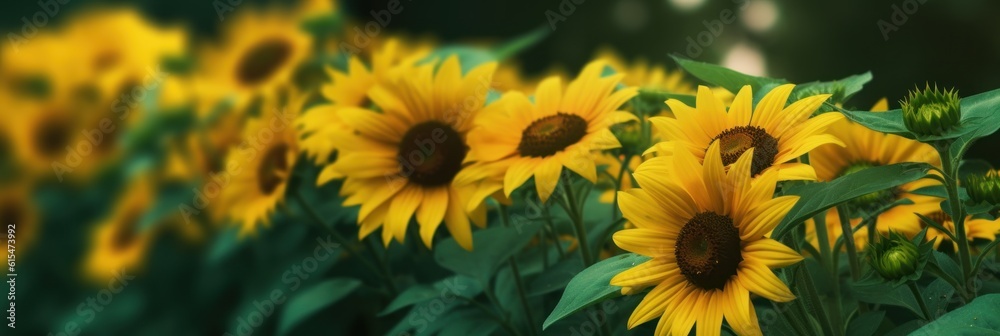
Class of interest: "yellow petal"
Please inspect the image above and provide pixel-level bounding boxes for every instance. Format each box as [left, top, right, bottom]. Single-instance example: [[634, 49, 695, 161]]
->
[[417, 187, 449, 247], [612, 229, 675, 256], [535, 158, 563, 202], [737, 261, 796, 302], [743, 238, 804, 268]]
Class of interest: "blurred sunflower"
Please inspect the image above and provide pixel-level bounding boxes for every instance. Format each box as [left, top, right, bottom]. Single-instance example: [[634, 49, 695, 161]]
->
[[219, 88, 307, 237], [62, 8, 186, 102], [804, 209, 867, 252], [84, 176, 159, 281], [323, 57, 496, 250], [6, 99, 91, 179], [809, 99, 942, 239], [299, 39, 429, 167], [648, 84, 844, 180], [464, 60, 638, 202], [0, 33, 82, 106], [920, 212, 1000, 251], [197, 9, 311, 111], [596, 154, 640, 204], [613, 143, 802, 336], [597, 48, 693, 95], [0, 183, 39, 257]]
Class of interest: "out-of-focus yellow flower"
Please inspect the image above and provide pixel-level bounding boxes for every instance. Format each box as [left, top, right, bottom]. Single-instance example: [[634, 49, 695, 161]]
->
[[196, 9, 312, 112], [299, 38, 429, 167], [597, 48, 693, 95], [84, 176, 159, 282], [0, 183, 39, 258], [219, 88, 306, 237], [920, 212, 1000, 251]]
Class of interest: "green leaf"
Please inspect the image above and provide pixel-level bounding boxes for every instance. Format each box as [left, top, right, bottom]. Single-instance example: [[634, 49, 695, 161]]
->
[[839, 88, 1000, 143], [528, 257, 584, 297], [792, 72, 872, 104], [924, 278, 956, 320], [637, 88, 696, 107], [543, 253, 650, 330], [492, 26, 549, 60], [912, 294, 1000, 335], [846, 311, 885, 336], [433, 223, 542, 283], [850, 279, 924, 318], [960, 159, 995, 181], [775, 162, 937, 239], [670, 55, 785, 95], [432, 309, 500, 336], [278, 278, 361, 336], [379, 275, 482, 316]]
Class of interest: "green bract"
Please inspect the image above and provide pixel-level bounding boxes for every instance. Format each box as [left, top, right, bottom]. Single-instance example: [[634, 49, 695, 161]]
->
[[965, 170, 1000, 206], [901, 84, 961, 137]]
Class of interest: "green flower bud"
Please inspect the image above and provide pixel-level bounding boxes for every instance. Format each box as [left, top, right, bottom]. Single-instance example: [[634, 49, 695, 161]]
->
[[965, 170, 1000, 206], [900, 84, 961, 136], [869, 231, 920, 281], [610, 119, 644, 156]]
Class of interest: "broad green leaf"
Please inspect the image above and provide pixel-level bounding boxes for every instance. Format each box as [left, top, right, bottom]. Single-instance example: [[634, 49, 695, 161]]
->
[[774, 162, 937, 239], [278, 278, 361, 336], [846, 311, 885, 336], [850, 280, 924, 318], [379, 275, 482, 316], [923, 278, 956, 319], [792, 72, 872, 104], [670, 55, 785, 95], [636, 88, 696, 107], [528, 257, 584, 297], [433, 309, 500, 336], [839, 88, 1000, 144], [433, 223, 543, 283], [959, 159, 995, 180], [912, 294, 1000, 335], [543, 253, 650, 329]]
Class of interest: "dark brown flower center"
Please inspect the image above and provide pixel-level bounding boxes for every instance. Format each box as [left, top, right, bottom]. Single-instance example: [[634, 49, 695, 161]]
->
[[712, 126, 778, 176], [0, 200, 24, 229], [112, 209, 142, 251], [518, 113, 588, 157], [236, 38, 293, 86], [34, 117, 71, 156], [397, 121, 466, 187], [257, 143, 291, 195], [675, 212, 743, 290]]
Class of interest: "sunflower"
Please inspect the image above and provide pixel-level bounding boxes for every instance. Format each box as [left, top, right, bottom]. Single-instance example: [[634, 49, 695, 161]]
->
[[84, 176, 159, 281], [0, 32, 83, 107], [219, 88, 306, 237], [648, 84, 844, 181], [919, 212, 1000, 251], [0, 183, 39, 257], [61, 8, 186, 103], [809, 99, 942, 239], [612, 142, 803, 336], [463, 60, 638, 202], [6, 98, 92, 180], [196, 9, 311, 111], [323, 57, 496, 250], [299, 39, 429, 167], [597, 48, 693, 95]]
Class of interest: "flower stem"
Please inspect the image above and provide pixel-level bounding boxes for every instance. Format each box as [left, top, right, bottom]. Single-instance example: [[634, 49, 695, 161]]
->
[[836, 206, 863, 282], [295, 191, 398, 296], [561, 181, 594, 266], [937, 146, 975, 299], [610, 154, 632, 220], [907, 281, 933, 320], [500, 206, 538, 336]]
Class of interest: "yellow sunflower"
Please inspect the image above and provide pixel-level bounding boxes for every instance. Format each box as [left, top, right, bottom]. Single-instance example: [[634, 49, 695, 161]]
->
[[84, 177, 159, 281], [612, 142, 803, 336], [809, 99, 942, 239], [648, 84, 844, 181], [6, 98, 93, 180], [300, 39, 429, 167], [597, 48, 693, 95], [219, 88, 306, 237], [62, 8, 186, 103], [0, 183, 39, 257], [920, 212, 1000, 251], [323, 57, 496, 250], [196, 9, 311, 111], [463, 60, 638, 202], [0, 32, 83, 107]]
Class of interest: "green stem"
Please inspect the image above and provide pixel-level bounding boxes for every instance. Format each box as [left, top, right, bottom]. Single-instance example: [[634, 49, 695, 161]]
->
[[938, 146, 975, 299], [907, 281, 933, 320], [562, 182, 594, 266], [836, 206, 863, 282], [610, 154, 632, 220], [500, 206, 538, 336], [810, 214, 843, 335], [459, 296, 523, 336], [364, 236, 399, 296], [295, 191, 398, 296], [543, 206, 566, 259]]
